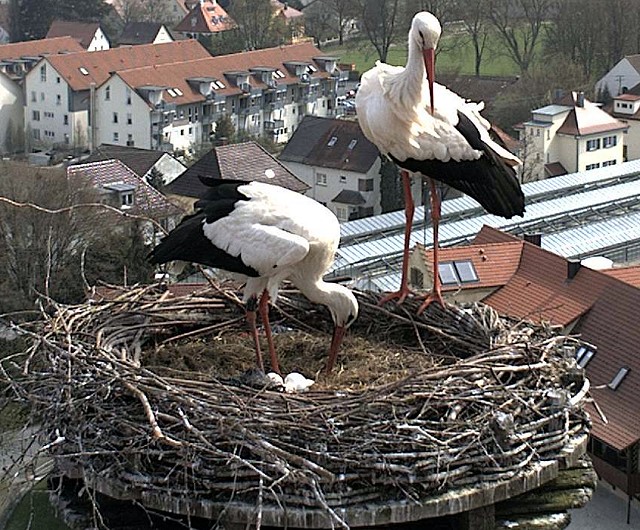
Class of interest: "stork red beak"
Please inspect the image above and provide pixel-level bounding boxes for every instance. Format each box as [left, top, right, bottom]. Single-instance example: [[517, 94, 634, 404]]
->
[[325, 325, 347, 373], [423, 47, 435, 115]]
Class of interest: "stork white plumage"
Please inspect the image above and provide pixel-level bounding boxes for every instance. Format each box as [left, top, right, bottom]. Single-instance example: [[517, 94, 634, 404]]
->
[[356, 11, 525, 312], [149, 177, 358, 373]]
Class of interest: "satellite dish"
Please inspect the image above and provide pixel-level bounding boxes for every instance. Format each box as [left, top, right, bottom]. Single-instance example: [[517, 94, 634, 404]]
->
[[265, 169, 275, 179]]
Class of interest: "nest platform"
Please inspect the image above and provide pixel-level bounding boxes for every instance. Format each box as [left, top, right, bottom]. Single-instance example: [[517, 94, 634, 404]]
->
[[0, 283, 592, 529]]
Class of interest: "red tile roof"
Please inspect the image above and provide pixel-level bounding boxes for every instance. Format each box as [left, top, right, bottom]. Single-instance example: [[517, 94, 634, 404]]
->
[[115, 41, 333, 106], [602, 265, 640, 287], [555, 94, 627, 136], [174, 0, 236, 34], [46, 20, 102, 49], [0, 36, 84, 61], [44, 40, 211, 91], [468, 226, 640, 451], [67, 159, 182, 217], [421, 240, 524, 291]]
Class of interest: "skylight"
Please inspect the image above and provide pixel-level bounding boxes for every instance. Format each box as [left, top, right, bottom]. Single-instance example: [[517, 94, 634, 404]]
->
[[438, 260, 479, 285], [347, 139, 357, 150], [167, 88, 177, 97], [575, 344, 596, 368], [213, 80, 225, 89], [79, 66, 89, 75], [327, 136, 338, 147], [274, 69, 286, 79], [174, 87, 183, 96], [608, 367, 630, 390], [307, 64, 317, 73]]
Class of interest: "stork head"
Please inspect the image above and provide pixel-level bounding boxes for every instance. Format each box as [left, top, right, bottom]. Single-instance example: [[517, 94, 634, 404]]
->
[[410, 11, 441, 115], [325, 285, 359, 373]]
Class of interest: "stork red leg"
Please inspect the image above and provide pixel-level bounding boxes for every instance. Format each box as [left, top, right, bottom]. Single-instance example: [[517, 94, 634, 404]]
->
[[417, 178, 446, 314], [258, 289, 281, 374], [245, 297, 264, 371], [379, 169, 417, 306]]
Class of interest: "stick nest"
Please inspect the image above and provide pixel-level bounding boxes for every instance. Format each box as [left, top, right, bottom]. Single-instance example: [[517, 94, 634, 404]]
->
[[1, 282, 590, 524]]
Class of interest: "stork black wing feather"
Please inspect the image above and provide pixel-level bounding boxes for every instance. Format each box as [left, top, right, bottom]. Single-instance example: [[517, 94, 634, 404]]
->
[[391, 111, 525, 219]]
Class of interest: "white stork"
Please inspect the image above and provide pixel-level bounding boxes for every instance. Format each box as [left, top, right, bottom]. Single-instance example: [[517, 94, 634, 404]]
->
[[356, 11, 525, 312], [149, 177, 359, 374]]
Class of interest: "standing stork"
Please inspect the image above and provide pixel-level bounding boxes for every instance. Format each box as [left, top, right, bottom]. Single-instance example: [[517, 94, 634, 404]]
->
[[149, 177, 358, 374], [356, 11, 525, 312]]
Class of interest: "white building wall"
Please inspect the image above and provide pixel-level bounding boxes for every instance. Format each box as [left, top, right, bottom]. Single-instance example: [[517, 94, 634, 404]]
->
[[596, 58, 640, 97], [618, 120, 640, 161], [95, 76, 152, 149], [154, 26, 174, 44], [0, 73, 24, 154], [88, 28, 111, 51], [24, 60, 76, 149], [574, 132, 625, 172]]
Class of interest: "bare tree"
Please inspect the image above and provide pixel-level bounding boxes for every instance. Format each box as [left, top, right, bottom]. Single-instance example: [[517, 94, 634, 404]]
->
[[305, 0, 358, 45], [453, 0, 490, 76], [110, 0, 173, 24], [226, 0, 288, 50], [487, 0, 552, 73], [358, 0, 403, 63]]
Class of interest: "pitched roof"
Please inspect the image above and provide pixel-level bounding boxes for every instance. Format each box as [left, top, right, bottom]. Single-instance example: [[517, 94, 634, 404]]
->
[[82, 144, 170, 178], [44, 39, 210, 91], [602, 265, 640, 287], [625, 54, 640, 74], [279, 116, 379, 173], [272, 0, 304, 19], [332, 189, 366, 205], [68, 159, 181, 217], [166, 141, 308, 198], [448, 225, 640, 451], [0, 36, 84, 62], [119, 22, 170, 45], [421, 240, 524, 291], [544, 162, 568, 177], [174, 0, 235, 34], [46, 20, 102, 49], [556, 92, 627, 136], [114, 41, 335, 107]]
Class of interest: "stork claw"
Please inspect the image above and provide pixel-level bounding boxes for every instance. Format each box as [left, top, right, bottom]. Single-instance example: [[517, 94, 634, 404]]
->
[[378, 286, 418, 306], [416, 289, 447, 315]]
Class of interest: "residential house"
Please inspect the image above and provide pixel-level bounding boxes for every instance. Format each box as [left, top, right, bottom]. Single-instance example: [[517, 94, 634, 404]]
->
[[81, 143, 187, 185], [46, 20, 111, 51], [118, 22, 174, 46], [0, 36, 85, 154], [596, 54, 640, 97], [67, 158, 183, 243], [92, 41, 348, 152], [173, 0, 235, 40], [104, 0, 193, 24], [517, 92, 626, 181], [166, 141, 308, 210], [271, 0, 305, 43], [408, 225, 640, 515], [23, 39, 211, 152], [605, 90, 640, 161], [279, 115, 389, 221]]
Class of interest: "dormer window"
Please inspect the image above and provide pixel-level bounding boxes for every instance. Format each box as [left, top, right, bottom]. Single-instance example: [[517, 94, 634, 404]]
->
[[121, 191, 134, 207], [438, 261, 479, 285]]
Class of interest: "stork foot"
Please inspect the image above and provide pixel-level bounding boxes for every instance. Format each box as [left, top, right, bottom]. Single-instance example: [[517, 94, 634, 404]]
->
[[378, 286, 417, 306], [416, 289, 447, 315]]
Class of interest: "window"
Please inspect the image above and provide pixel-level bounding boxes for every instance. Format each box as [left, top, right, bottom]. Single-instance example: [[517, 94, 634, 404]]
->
[[56, 94, 61, 106], [339, 175, 347, 184], [327, 136, 338, 147], [32, 128, 40, 140], [336, 206, 347, 221], [30, 91, 36, 102], [358, 178, 374, 192], [535, 128, 540, 137], [113, 132, 119, 142], [40, 64, 46, 82], [126, 88, 131, 105], [608, 367, 630, 390], [79, 66, 89, 75], [410, 267, 424, 289], [63, 114, 68, 125], [113, 112, 118, 124], [316, 172, 327, 186], [32, 110, 40, 121], [44, 130, 54, 138], [602, 160, 617, 167], [586, 138, 600, 151], [105, 86, 110, 101], [127, 134, 134, 146], [347, 139, 358, 149], [44, 111, 54, 118], [127, 113, 132, 125], [575, 344, 596, 368], [121, 191, 134, 207], [603, 135, 617, 148], [586, 163, 600, 170], [438, 260, 479, 285], [40, 92, 45, 101]]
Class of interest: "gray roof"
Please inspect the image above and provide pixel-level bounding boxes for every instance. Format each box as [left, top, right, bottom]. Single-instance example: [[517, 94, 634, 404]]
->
[[119, 22, 170, 45], [533, 104, 570, 116], [279, 116, 379, 174], [82, 144, 168, 178], [167, 141, 308, 198], [332, 190, 366, 205]]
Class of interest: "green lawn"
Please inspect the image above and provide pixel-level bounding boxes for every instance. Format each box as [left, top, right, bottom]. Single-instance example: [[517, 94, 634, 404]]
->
[[324, 30, 539, 77]]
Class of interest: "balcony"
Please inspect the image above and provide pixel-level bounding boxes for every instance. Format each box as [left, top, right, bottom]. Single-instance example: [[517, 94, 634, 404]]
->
[[264, 119, 284, 131]]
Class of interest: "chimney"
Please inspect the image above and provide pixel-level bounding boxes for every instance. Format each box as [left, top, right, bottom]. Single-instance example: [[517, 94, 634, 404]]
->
[[567, 259, 581, 280], [576, 91, 585, 108], [523, 233, 541, 246]]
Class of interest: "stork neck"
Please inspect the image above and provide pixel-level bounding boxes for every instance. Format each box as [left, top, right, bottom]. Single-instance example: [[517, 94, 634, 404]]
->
[[296, 276, 339, 307], [391, 39, 428, 108]]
